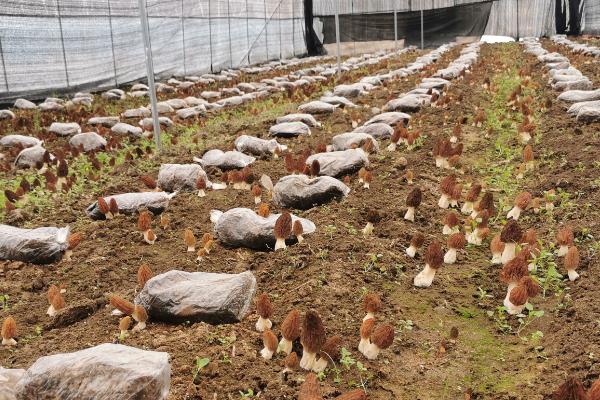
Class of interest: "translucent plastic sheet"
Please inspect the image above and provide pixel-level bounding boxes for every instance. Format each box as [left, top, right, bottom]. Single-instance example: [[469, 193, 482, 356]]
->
[[0, 224, 69, 264], [0, 0, 307, 102]]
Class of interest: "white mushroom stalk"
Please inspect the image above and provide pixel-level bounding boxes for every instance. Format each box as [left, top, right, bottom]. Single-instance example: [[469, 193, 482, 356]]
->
[[444, 248, 457, 264], [362, 222, 374, 237], [406, 245, 417, 258], [414, 264, 437, 288], [438, 194, 450, 209], [255, 316, 272, 332], [461, 201, 474, 214], [299, 351, 317, 370], [404, 207, 415, 222], [501, 243, 516, 264], [506, 205, 523, 220]]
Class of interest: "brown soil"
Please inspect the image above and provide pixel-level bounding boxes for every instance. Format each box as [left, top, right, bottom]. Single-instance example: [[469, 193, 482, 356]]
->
[[1, 42, 599, 400]]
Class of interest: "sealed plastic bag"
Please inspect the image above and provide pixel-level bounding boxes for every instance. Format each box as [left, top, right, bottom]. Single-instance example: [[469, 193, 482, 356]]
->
[[0, 224, 69, 264], [194, 150, 255, 170], [86, 192, 175, 220], [272, 175, 350, 209], [157, 164, 211, 192]]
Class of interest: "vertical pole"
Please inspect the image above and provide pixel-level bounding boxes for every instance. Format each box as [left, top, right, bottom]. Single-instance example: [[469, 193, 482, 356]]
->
[[292, 0, 295, 56], [0, 37, 8, 93], [56, 0, 70, 88], [181, 0, 187, 76], [420, 0, 424, 50], [227, 0, 233, 68], [245, 0, 250, 64], [394, 3, 398, 51], [278, 2, 282, 59], [516, 0, 520, 40], [335, 0, 341, 75], [208, 0, 213, 72], [264, 0, 268, 60], [107, 0, 118, 87], [137, 0, 161, 150]]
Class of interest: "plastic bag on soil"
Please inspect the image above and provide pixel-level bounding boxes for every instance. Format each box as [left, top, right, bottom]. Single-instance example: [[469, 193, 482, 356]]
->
[[135, 270, 256, 324], [319, 95, 357, 108], [576, 105, 600, 122], [331, 132, 379, 152], [69, 132, 107, 152], [298, 101, 338, 114], [365, 112, 411, 127], [0, 224, 69, 264], [0, 135, 42, 148], [276, 113, 321, 127], [14, 145, 53, 169], [157, 163, 211, 192], [552, 79, 593, 92], [0, 110, 15, 120], [272, 175, 350, 209], [211, 208, 316, 250], [567, 100, 600, 116], [353, 123, 393, 139], [305, 148, 369, 177], [87, 116, 120, 128], [383, 94, 431, 112], [86, 192, 176, 220], [14, 343, 170, 400], [269, 121, 311, 138], [0, 367, 25, 400], [234, 135, 287, 156], [194, 150, 255, 170], [48, 122, 81, 136]]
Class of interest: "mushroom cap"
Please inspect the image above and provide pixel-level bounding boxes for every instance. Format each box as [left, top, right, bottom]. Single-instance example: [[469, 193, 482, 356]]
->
[[47, 284, 60, 303], [439, 175, 456, 196], [363, 293, 382, 314], [589, 379, 600, 400], [108, 198, 119, 214], [137, 264, 153, 288], [132, 304, 148, 323], [366, 209, 381, 224], [274, 211, 292, 240], [406, 187, 422, 207], [519, 276, 540, 298], [281, 309, 301, 341], [251, 184, 261, 197], [184, 229, 196, 246], [425, 241, 444, 269], [257, 203, 270, 218], [119, 316, 132, 331], [301, 310, 326, 353], [564, 246, 580, 270], [465, 184, 482, 202], [109, 294, 135, 315], [500, 220, 522, 243], [263, 329, 278, 352], [523, 145, 534, 163], [256, 293, 273, 319], [500, 257, 528, 284], [310, 159, 321, 176], [371, 324, 395, 349], [319, 335, 342, 362], [138, 211, 151, 231], [448, 232, 466, 249], [57, 159, 68, 177], [410, 232, 425, 248], [514, 192, 532, 209], [299, 373, 322, 400], [477, 192, 495, 215], [490, 234, 505, 253], [98, 197, 109, 214], [508, 284, 529, 306], [443, 211, 460, 227], [284, 351, 299, 369], [67, 232, 83, 250], [523, 228, 537, 245], [196, 177, 206, 189], [451, 183, 463, 200], [556, 227, 574, 246], [1, 316, 16, 340], [293, 220, 304, 237], [551, 376, 587, 400], [360, 318, 376, 339], [50, 292, 65, 311]]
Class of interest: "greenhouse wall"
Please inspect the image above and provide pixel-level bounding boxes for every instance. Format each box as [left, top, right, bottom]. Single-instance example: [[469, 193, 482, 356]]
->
[[0, 0, 307, 102]]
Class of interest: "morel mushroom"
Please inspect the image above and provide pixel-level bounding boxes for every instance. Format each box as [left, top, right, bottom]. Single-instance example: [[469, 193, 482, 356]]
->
[[184, 228, 196, 252], [132, 304, 148, 331], [545, 189, 556, 212], [363, 170, 373, 190], [140, 175, 159, 191], [47, 285, 65, 317], [471, 192, 494, 220], [310, 160, 320, 177], [293, 220, 305, 244], [98, 197, 113, 219], [56, 159, 68, 191], [138, 211, 156, 244], [358, 318, 375, 355], [590, 377, 600, 400], [119, 316, 132, 338], [444, 232, 465, 264], [450, 183, 462, 208], [313, 335, 341, 373], [564, 246, 580, 281], [438, 175, 456, 209], [298, 373, 322, 400], [261, 329, 278, 360], [414, 241, 444, 288], [274, 211, 292, 251], [406, 232, 425, 258], [363, 293, 382, 321], [405, 187, 422, 222], [1, 317, 17, 346], [507, 276, 540, 315], [300, 310, 326, 370], [258, 203, 270, 218], [64, 232, 82, 262], [551, 376, 588, 400], [500, 220, 522, 264], [335, 390, 368, 400], [252, 184, 262, 204], [363, 209, 381, 237], [490, 234, 505, 265], [556, 226, 574, 257], [279, 309, 301, 355], [461, 183, 482, 215], [363, 324, 394, 360], [196, 177, 206, 197], [507, 191, 531, 220], [282, 351, 299, 374], [442, 211, 460, 235], [109, 294, 135, 316], [137, 264, 153, 288], [255, 293, 273, 332], [523, 145, 534, 171], [500, 254, 529, 310]]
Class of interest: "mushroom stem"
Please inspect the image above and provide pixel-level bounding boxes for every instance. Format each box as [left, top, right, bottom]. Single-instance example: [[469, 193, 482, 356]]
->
[[278, 338, 293, 355], [461, 201, 474, 214], [2, 338, 17, 346], [503, 282, 517, 309], [567, 269, 580, 281], [406, 245, 417, 258], [363, 312, 375, 322], [300, 351, 317, 370], [404, 207, 415, 222], [212, 182, 227, 190], [358, 338, 370, 354], [274, 238, 287, 251], [296, 234, 304, 244], [558, 245, 569, 257], [132, 321, 146, 332], [491, 251, 502, 265], [254, 196, 261, 205], [442, 224, 457, 235], [501, 243, 516, 264], [444, 248, 457, 264], [197, 189, 206, 197], [187, 246, 195, 253], [255, 317, 272, 332], [63, 249, 73, 262], [362, 222, 374, 236], [46, 305, 57, 317], [414, 264, 437, 288], [438, 194, 450, 209], [363, 343, 381, 360], [467, 229, 481, 245], [143, 230, 155, 245], [387, 143, 397, 152], [312, 357, 328, 373], [260, 347, 275, 360], [506, 206, 522, 220]]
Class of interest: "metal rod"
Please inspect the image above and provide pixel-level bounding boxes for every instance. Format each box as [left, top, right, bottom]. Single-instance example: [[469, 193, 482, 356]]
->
[[292, 0, 295, 56], [334, 0, 341, 75], [420, 0, 424, 50], [107, 0, 118, 87], [181, 0, 187, 76], [227, 0, 233, 68], [208, 0, 213, 72], [278, 1, 282, 59], [264, 0, 268, 60], [516, 0, 520, 40], [0, 37, 9, 93], [245, 0, 250, 64], [137, 0, 161, 150], [56, 0, 70, 88], [394, 4, 398, 51]]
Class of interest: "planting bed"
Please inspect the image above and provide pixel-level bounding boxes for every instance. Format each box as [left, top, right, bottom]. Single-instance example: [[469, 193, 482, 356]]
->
[[1, 40, 599, 400]]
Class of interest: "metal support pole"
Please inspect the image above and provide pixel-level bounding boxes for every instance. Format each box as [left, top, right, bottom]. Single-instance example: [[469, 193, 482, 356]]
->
[[208, 0, 213, 72], [334, 0, 341, 75], [278, 2, 282, 59], [245, 0, 250, 64], [292, 0, 295, 56], [264, 0, 269, 60], [516, 0, 520, 40], [181, 0, 187, 76], [0, 37, 9, 93], [227, 0, 233, 68], [420, 0, 424, 50], [137, 0, 161, 150], [107, 0, 118, 87], [56, 0, 70, 88], [394, 4, 398, 51]]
